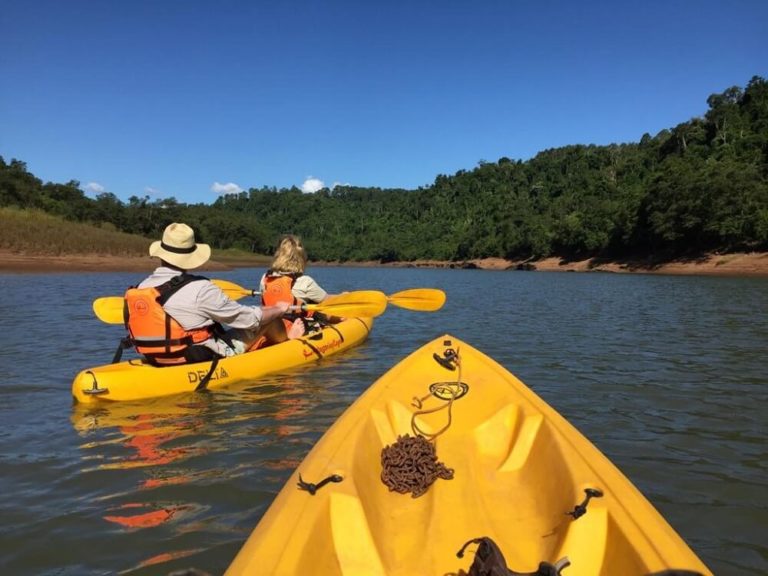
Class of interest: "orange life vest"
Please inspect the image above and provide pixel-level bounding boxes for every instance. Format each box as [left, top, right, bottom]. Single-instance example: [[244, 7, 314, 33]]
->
[[261, 272, 308, 331], [261, 272, 302, 307], [124, 274, 214, 365]]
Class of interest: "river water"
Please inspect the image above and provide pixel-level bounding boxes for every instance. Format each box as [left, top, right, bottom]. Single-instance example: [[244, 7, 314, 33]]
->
[[0, 267, 765, 575]]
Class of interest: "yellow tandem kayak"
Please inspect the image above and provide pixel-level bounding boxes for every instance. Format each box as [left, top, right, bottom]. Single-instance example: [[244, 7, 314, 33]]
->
[[226, 334, 711, 576], [71, 317, 373, 404]]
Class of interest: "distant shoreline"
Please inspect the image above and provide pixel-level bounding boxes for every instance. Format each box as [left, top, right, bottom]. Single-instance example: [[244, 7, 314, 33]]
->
[[329, 252, 768, 277], [2, 249, 768, 277]]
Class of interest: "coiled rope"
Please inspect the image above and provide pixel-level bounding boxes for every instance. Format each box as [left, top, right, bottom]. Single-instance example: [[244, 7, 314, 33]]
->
[[381, 434, 454, 498], [380, 348, 463, 497]]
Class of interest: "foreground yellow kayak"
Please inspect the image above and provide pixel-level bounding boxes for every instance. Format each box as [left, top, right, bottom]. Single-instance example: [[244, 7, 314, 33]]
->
[[226, 334, 711, 576], [71, 317, 373, 404]]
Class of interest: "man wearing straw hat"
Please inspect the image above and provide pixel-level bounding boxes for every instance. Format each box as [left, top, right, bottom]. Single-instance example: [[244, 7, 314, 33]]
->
[[124, 222, 300, 366]]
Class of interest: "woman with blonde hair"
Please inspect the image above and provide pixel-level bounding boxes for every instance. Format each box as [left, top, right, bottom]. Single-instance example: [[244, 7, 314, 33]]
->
[[259, 235, 338, 331]]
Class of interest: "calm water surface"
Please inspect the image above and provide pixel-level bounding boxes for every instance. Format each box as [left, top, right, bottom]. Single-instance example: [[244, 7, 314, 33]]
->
[[0, 267, 765, 575]]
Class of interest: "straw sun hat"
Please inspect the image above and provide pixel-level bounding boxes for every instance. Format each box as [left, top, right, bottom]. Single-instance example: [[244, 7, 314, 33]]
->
[[149, 223, 211, 269]]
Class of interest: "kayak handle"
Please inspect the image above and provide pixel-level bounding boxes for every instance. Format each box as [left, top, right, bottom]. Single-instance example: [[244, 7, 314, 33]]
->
[[297, 473, 343, 495], [566, 487, 604, 519], [82, 370, 109, 396]]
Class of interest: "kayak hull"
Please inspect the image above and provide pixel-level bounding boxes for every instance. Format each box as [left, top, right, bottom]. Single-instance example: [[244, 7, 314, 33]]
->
[[71, 317, 373, 404], [226, 334, 711, 576]]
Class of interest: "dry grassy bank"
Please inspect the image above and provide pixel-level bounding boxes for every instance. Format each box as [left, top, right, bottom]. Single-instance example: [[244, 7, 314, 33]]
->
[[0, 207, 270, 271], [0, 207, 148, 256]]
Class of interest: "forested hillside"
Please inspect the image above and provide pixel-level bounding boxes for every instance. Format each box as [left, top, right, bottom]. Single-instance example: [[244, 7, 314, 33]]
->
[[2, 76, 767, 263]]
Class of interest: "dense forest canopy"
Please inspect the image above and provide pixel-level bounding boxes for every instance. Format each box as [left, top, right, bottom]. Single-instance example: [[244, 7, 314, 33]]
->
[[2, 76, 767, 262]]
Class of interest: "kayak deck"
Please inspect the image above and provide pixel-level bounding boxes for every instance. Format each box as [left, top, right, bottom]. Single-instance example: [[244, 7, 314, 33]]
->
[[226, 334, 711, 576], [71, 317, 373, 404]]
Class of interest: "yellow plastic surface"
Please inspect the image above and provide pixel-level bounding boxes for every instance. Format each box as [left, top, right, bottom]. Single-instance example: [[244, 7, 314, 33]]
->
[[71, 317, 373, 403], [226, 334, 712, 576]]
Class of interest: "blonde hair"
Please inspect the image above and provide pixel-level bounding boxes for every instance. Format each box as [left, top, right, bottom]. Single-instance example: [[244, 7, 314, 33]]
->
[[270, 234, 308, 274]]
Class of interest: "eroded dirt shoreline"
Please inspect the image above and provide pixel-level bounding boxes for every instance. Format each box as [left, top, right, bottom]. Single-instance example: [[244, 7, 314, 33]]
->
[[2, 249, 768, 277], [349, 252, 768, 277]]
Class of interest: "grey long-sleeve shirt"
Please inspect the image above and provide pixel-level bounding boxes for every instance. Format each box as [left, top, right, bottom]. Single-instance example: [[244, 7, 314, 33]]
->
[[137, 267, 263, 352]]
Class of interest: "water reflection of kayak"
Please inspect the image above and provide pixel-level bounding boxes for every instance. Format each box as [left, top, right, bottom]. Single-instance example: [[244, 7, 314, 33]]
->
[[71, 398, 210, 531], [226, 334, 712, 576], [71, 317, 374, 404]]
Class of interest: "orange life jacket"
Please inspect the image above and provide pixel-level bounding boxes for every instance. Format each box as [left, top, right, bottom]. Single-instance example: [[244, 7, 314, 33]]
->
[[261, 272, 308, 331], [125, 274, 214, 365], [261, 272, 302, 307]]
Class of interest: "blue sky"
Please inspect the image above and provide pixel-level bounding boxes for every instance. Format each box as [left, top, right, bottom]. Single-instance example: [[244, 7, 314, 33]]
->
[[2, 1, 766, 204]]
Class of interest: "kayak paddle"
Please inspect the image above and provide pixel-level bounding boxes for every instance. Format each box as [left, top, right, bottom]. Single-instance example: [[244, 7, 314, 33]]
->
[[387, 288, 446, 312], [298, 290, 388, 318], [92, 296, 127, 325], [92, 282, 442, 324], [93, 285, 389, 324], [92, 278, 260, 325]]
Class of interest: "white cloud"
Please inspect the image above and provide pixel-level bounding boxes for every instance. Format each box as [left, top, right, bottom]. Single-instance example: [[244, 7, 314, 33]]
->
[[331, 181, 350, 190], [144, 186, 161, 196], [301, 177, 325, 193], [84, 181, 105, 194], [211, 181, 244, 195]]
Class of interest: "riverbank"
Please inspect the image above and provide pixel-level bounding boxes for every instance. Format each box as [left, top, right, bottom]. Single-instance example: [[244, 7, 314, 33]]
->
[[2, 249, 768, 276], [320, 251, 768, 277], [390, 252, 768, 276]]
